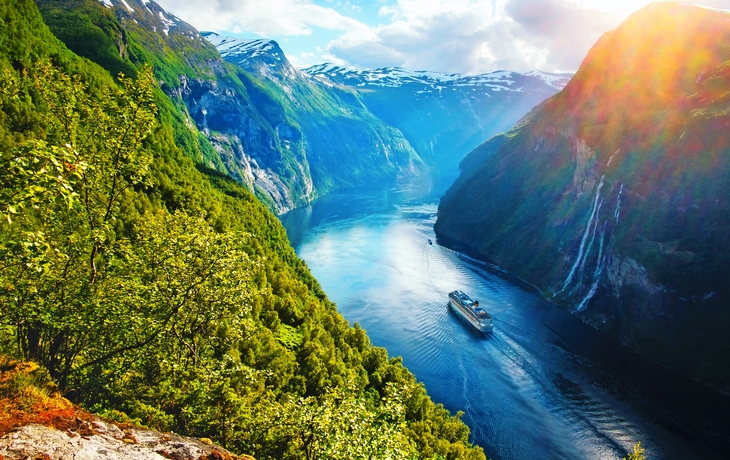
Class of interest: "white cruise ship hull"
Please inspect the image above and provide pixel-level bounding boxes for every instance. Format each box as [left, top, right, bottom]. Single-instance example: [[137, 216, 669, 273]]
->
[[449, 298, 493, 333]]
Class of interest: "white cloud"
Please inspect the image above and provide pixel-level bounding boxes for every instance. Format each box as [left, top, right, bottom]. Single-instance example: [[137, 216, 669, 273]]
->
[[154, 0, 370, 37], [326, 0, 616, 73], [153, 0, 730, 73], [328, 0, 730, 73]]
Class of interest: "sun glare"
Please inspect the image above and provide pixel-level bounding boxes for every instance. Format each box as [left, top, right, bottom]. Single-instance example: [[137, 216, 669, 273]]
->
[[576, 0, 654, 14]]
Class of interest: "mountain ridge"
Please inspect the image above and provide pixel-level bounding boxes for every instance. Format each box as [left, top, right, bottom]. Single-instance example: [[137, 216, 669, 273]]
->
[[201, 29, 570, 178], [59, 0, 568, 212], [299, 58, 572, 173], [435, 2, 730, 390], [303, 62, 570, 91]]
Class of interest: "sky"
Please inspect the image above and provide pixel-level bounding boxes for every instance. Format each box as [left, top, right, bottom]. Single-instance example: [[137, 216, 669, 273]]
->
[[153, 0, 730, 74]]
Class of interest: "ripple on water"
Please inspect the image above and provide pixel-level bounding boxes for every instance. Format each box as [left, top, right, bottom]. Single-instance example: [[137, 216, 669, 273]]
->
[[282, 179, 730, 460]]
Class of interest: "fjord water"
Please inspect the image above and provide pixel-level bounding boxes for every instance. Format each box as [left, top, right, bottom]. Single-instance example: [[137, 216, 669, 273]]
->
[[279, 174, 730, 460]]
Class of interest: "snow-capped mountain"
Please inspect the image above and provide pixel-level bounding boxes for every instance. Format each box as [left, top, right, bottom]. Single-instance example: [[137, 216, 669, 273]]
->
[[97, 0, 198, 39], [75, 1, 571, 205], [303, 63, 570, 93], [203, 33, 285, 63], [202, 33, 570, 174], [202, 32, 299, 80], [299, 63, 571, 172], [70, 1, 424, 213]]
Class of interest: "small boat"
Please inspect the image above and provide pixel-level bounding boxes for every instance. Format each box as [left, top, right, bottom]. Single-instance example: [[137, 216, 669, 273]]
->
[[428, 239, 433, 245], [448, 290, 493, 332]]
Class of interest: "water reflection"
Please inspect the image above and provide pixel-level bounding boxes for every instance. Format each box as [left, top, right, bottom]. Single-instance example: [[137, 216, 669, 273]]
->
[[280, 175, 730, 460]]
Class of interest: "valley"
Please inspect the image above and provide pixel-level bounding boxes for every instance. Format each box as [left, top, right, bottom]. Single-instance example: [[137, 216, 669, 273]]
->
[[1, 0, 729, 459], [281, 173, 730, 460]]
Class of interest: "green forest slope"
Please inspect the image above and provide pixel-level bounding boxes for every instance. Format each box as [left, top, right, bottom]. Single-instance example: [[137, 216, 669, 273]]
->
[[0, 0, 484, 458]]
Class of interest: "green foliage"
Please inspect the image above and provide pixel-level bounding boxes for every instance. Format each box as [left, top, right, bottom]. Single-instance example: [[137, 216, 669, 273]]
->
[[278, 323, 304, 350], [260, 382, 418, 460], [0, 1, 486, 458], [623, 442, 645, 460], [0, 60, 159, 385], [35, 0, 137, 79]]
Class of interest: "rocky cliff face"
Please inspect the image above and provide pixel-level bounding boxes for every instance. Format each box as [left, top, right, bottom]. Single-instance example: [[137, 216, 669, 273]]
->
[[170, 67, 316, 212], [37, 0, 424, 213], [202, 32, 426, 201], [435, 3, 730, 390]]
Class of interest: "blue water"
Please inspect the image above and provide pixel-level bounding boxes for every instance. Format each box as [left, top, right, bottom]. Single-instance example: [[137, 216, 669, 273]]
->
[[280, 174, 730, 460]]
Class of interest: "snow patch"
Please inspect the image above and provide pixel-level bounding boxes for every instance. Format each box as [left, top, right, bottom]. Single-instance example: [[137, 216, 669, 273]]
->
[[157, 11, 177, 35], [99, 0, 112, 7], [203, 33, 282, 61], [120, 0, 134, 12], [525, 71, 572, 90], [301, 64, 539, 91]]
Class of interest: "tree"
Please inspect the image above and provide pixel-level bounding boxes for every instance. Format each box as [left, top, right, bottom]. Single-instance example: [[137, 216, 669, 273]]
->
[[260, 382, 418, 460], [0, 67, 82, 222], [624, 442, 645, 460], [0, 60, 157, 383]]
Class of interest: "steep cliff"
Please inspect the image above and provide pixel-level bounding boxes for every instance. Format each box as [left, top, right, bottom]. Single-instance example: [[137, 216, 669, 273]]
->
[[204, 33, 425, 196], [36, 0, 424, 213], [436, 3, 730, 390]]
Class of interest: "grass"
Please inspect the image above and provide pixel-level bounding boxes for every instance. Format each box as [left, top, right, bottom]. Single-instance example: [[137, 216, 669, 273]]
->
[[0, 356, 94, 436]]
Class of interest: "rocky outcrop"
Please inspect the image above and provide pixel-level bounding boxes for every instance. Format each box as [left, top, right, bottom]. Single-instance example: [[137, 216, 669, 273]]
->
[[0, 421, 247, 460], [571, 138, 597, 195], [0, 357, 249, 460]]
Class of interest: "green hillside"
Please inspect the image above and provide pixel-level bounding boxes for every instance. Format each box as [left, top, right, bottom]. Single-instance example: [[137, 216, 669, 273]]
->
[[34, 0, 425, 214], [0, 0, 485, 458]]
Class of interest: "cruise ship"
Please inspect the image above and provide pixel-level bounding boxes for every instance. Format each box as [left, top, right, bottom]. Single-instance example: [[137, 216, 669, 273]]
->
[[448, 290, 493, 332]]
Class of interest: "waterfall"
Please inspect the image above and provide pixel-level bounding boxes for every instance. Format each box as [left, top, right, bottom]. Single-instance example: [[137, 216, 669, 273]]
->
[[614, 183, 623, 223], [574, 220, 609, 312], [574, 197, 604, 293], [606, 149, 619, 167], [461, 91, 485, 139], [555, 175, 605, 296], [574, 183, 622, 312]]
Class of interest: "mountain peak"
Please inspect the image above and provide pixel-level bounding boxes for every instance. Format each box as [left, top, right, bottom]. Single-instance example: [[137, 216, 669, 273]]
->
[[201, 32, 284, 61], [202, 32, 297, 79], [555, 0, 730, 127], [96, 0, 200, 38]]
